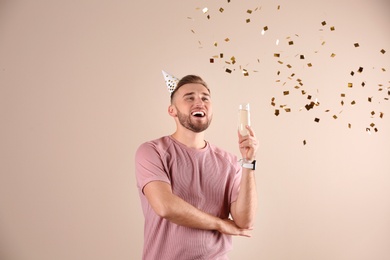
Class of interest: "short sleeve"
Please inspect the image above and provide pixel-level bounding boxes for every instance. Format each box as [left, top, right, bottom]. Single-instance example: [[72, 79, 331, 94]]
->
[[135, 142, 171, 194]]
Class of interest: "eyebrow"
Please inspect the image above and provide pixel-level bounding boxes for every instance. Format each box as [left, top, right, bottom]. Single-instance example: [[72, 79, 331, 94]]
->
[[182, 92, 211, 98]]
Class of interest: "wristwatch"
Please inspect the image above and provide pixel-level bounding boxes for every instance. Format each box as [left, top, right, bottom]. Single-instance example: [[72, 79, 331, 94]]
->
[[241, 159, 256, 170]]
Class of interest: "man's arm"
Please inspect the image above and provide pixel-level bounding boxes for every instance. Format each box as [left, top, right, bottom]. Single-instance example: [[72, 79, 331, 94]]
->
[[143, 180, 252, 237], [230, 125, 259, 229]]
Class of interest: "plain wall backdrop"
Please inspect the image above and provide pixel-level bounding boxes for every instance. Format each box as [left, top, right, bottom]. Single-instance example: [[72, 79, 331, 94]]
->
[[1, 0, 389, 259]]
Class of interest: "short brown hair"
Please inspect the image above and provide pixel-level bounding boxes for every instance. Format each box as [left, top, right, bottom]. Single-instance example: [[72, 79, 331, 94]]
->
[[171, 75, 210, 102]]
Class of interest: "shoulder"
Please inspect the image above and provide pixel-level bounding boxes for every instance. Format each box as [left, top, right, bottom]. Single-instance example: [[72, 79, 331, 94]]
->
[[136, 136, 173, 158]]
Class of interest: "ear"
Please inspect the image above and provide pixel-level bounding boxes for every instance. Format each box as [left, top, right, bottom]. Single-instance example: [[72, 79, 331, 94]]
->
[[168, 105, 177, 117]]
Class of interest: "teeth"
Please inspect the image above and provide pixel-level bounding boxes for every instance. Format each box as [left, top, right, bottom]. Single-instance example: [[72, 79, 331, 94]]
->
[[192, 111, 205, 116]]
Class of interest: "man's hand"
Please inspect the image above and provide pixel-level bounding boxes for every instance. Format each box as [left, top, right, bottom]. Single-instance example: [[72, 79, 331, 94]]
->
[[238, 125, 259, 161], [218, 218, 253, 237]]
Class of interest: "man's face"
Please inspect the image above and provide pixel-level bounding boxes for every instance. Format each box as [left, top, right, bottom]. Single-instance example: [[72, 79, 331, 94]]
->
[[170, 83, 212, 133]]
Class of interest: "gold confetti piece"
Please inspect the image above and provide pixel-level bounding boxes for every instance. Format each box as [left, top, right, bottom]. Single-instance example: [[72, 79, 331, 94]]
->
[[275, 109, 280, 116], [330, 26, 335, 31], [210, 58, 214, 63], [207, 15, 210, 19], [380, 49, 386, 54], [331, 53, 336, 57], [351, 100, 356, 105], [283, 91, 289, 95], [300, 55, 305, 59], [225, 68, 232, 73], [274, 53, 280, 57], [219, 7, 224, 13], [314, 118, 320, 122], [371, 111, 375, 116], [368, 97, 372, 102], [348, 123, 351, 128], [370, 123, 375, 127], [307, 63, 312, 67], [362, 82, 366, 87], [366, 128, 371, 134], [277, 5, 281, 10], [380, 112, 384, 118], [284, 107, 291, 112], [358, 67, 363, 73], [264, 26, 268, 31], [224, 38, 230, 42], [220, 53, 224, 58], [301, 90, 306, 95], [382, 68, 386, 72], [354, 43, 360, 47], [191, 29, 195, 33], [350, 71, 355, 76], [246, 19, 251, 23], [287, 64, 292, 68], [288, 41, 294, 45], [322, 41, 326, 45], [321, 21, 327, 26], [341, 100, 344, 106], [242, 69, 249, 76], [278, 61, 283, 64], [341, 93, 346, 97], [333, 115, 338, 119], [214, 42, 218, 47], [230, 56, 236, 64], [325, 109, 330, 112], [348, 83, 353, 88], [374, 128, 378, 132], [202, 7, 208, 13], [247, 9, 253, 14], [277, 71, 280, 75], [276, 39, 280, 45]]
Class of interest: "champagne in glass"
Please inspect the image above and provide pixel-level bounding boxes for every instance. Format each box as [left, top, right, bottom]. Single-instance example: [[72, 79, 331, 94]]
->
[[238, 103, 251, 136]]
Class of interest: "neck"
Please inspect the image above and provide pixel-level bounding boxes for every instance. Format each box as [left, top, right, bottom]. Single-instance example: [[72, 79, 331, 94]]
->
[[171, 129, 206, 149]]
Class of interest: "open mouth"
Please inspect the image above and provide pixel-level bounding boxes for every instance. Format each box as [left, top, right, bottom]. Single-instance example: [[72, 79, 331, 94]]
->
[[191, 111, 205, 118]]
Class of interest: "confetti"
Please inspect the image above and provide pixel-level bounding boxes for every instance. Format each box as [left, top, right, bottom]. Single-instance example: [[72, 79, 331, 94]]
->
[[354, 43, 360, 47], [380, 49, 386, 54], [202, 7, 208, 13], [368, 97, 372, 102], [242, 69, 249, 76], [321, 21, 327, 26], [210, 58, 214, 63], [224, 38, 230, 42], [351, 100, 356, 105], [300, 55, 305, 59], [303, 140, 307, 145], [348, 83, 353, 88], [348, 124, 352, 128], [219, 7, 224, 13], [246, 19, 251, 23], [350, 71, 355, 76], [288, 41, 294, 45], [283, 91, 290, 95], [247, 9, 253, 14], [333, 115, 338, 119], [225, 68, 232, 73], [331, 53, 336, 58], [330, 26, 335, 31], [307, 63, 313, 67], [274, 53, 280, 57], [357, 67, 363, 73], [276, 39, 279, 45], [275, 109, 280, 116], [314, 118, 320, 123]]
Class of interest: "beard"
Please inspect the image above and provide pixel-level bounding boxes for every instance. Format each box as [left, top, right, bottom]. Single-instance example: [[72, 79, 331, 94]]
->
[[176, 109, 212, 133]]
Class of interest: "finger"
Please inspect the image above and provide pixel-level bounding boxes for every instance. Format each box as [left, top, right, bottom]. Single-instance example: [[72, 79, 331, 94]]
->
[[246, 125, 256, 137]]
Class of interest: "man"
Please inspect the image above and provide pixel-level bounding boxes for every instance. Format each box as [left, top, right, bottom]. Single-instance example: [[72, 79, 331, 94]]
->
[[135, 72, 259, 259]]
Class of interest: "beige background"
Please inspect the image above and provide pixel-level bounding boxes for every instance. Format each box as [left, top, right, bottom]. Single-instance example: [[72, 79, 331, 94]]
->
[[1, 0, 389, 259]]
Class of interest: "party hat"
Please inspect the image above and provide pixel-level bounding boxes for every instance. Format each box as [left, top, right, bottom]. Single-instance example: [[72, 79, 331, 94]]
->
[[162, 70, 180, 93]]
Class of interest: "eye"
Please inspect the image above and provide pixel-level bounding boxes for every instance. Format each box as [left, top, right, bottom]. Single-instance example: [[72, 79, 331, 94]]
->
[[202, 97, 210, 102]]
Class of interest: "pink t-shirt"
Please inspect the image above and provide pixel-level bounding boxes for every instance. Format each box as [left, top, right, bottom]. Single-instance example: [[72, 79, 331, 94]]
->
[[135, 136, 242, 260]]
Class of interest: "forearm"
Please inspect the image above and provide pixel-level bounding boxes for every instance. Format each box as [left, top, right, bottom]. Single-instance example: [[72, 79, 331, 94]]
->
[[159, 193, 223, 231], [231, 168, 257, 228]]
